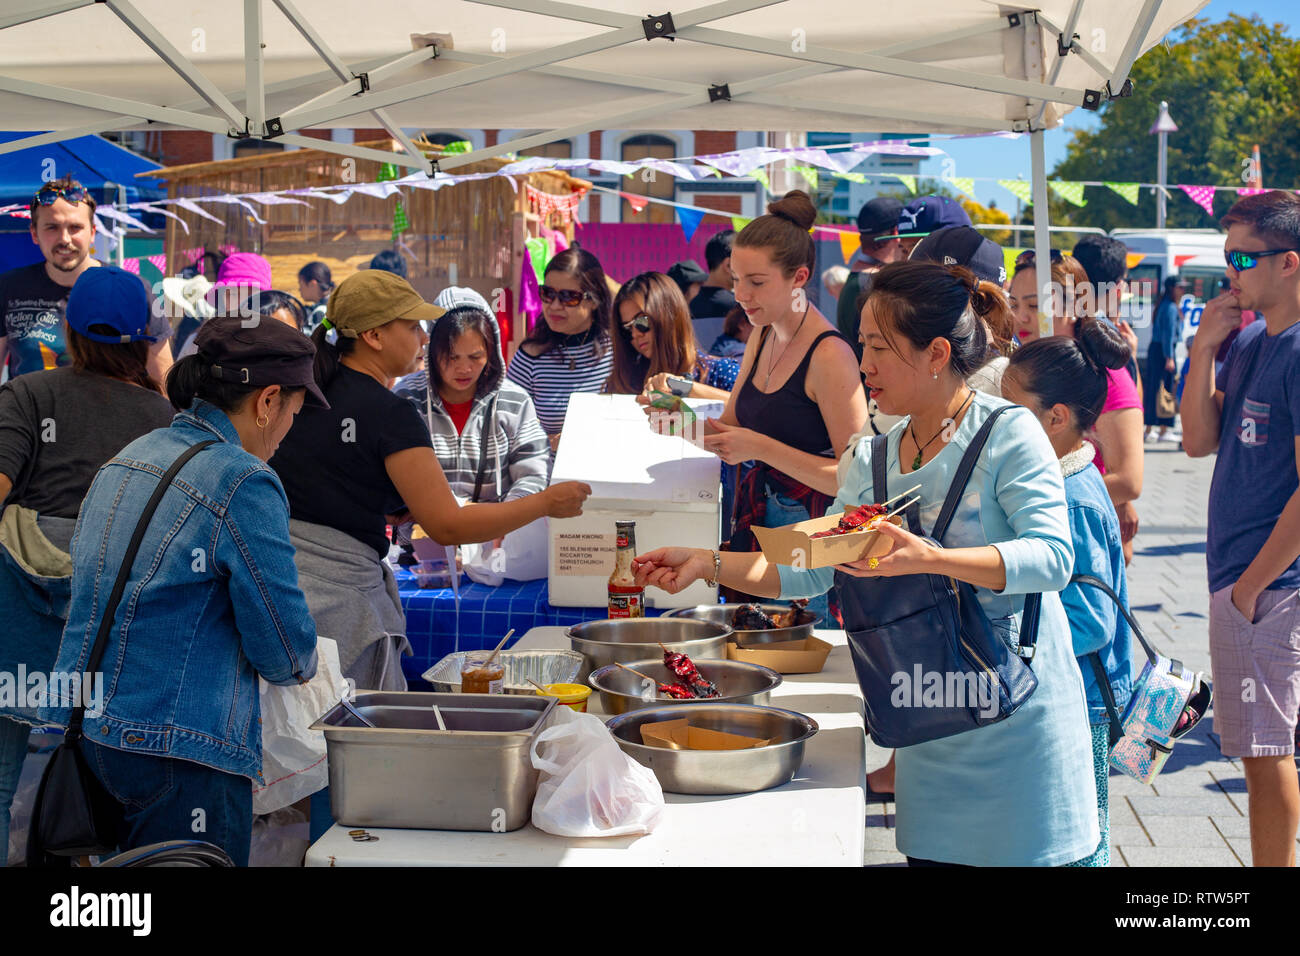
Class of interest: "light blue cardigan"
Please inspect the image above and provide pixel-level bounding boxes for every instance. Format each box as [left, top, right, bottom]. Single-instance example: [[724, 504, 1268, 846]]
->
[[781, 391, 1100, 866]]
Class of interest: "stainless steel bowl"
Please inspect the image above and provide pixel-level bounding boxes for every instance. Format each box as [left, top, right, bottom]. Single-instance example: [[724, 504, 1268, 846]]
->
[[664, 603, 821, 645], [587, 658, 781, 715], [567, 618, 730, 681], [422, 649, 585, 694], [605, 703, 818, 794]]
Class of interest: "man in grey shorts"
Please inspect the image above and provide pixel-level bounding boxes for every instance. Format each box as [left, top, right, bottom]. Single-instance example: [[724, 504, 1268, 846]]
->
[[1183, 190, 1300, 866]]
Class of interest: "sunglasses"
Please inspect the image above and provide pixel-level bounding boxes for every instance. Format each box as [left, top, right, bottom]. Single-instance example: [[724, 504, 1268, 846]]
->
[[621, 313, 652, 335], [539, 285, 590, 307], [34, 183, 90, 206], [1225, 248, 1296, 271], [1014, 248, 1064, 267]]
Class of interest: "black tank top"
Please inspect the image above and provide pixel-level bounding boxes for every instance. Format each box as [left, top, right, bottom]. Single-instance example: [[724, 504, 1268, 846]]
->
[[734, 327, 842, 456]]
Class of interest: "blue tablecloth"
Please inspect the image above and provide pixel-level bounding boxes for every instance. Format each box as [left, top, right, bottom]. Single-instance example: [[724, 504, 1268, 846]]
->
[[396, 571, 664, 687]]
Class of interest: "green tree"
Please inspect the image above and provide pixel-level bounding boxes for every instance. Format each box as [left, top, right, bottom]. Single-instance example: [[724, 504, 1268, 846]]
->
[[1048, 14, 1300, 231]]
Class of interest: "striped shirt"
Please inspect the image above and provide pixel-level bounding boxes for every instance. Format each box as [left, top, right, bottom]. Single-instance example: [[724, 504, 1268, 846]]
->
[[505, 332, 614, 435]]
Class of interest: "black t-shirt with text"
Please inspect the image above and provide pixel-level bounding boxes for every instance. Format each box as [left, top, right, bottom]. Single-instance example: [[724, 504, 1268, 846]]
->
[[270, 364, 432, 557]]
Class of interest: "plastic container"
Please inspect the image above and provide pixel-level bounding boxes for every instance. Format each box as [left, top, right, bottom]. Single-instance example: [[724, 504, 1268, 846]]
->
[[535, 683, 591, 712]]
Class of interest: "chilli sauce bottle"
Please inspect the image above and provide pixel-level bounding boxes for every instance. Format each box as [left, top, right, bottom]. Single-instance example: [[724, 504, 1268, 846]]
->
[[608, 520, 645, 618]]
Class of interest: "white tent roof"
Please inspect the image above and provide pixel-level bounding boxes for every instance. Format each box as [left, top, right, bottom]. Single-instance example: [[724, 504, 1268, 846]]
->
[[0, 0, 1205, 173]]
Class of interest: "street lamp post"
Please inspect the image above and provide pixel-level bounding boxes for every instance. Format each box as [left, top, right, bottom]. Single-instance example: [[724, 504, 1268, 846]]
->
[[1150, 101, 1178, 229]]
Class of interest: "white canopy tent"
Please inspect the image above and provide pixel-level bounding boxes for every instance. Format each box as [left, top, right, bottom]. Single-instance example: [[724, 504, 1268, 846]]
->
[[0, 0, 1206, 324]]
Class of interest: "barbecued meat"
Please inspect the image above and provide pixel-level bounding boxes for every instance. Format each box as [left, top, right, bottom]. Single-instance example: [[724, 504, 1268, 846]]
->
[[810, 503, 888, 538], [733, 604, 778, 630]]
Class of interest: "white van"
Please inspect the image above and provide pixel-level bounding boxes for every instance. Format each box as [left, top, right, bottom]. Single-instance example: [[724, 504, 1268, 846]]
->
[[1111, 229, 1227, 365]]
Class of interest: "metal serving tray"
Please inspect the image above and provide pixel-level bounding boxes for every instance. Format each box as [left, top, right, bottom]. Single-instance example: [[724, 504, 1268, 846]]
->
[[311, 692, 556, 832]]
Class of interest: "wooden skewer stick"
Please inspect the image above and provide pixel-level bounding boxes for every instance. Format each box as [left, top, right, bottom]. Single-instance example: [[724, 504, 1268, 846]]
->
[[881, 484, 923, 510]]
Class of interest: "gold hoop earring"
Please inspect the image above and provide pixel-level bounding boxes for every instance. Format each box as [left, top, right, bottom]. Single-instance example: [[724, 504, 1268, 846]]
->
[[256, 414, 270, 429]]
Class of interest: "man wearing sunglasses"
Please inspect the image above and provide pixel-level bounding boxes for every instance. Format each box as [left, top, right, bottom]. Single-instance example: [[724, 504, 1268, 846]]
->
[[1183, 190, 1300, 867], [0, 178, 172, 381]]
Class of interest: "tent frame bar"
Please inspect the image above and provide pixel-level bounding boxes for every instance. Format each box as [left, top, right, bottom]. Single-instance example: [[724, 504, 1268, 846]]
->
[[0, 0, 94, 31]]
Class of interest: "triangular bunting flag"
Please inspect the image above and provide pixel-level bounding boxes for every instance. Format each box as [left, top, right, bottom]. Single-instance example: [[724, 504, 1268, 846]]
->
[[894, 174, 917, 194], [1048, 180, 1088, 207], [730, 216, 752, 232], [1105, 182, 1141, 205], [120, 257, 140, 275], [945, 177, 977, 198], [790, 165, 819, 191], [148, 253, 167, 273], [839, 230, 861, 263], [1237, 187, 1266, 196], [676, 205, 706, 242], [832, 171, 868, 184], [998, 179, 1034, 206], [751, 168, 771, 191], [620, 191, 649, 213], [1179, 184, 1216, 215]]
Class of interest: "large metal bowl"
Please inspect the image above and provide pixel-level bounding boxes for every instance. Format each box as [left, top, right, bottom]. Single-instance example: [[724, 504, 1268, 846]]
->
[[567, 618, 730, 681], [588, 658, 782, 714], [665, 603, 821, 645], [605, 703, 818, 795]]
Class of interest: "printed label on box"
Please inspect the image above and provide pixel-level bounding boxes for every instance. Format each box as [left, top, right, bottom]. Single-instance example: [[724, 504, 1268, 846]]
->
[[554, 532, 616, 575]]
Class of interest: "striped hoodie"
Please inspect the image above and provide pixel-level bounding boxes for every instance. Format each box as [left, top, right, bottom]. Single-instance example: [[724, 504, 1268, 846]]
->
[[394, 317, 549, 503]]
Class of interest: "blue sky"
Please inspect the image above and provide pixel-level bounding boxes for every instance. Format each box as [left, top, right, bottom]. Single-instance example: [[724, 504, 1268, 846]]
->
[[914, 0, 1297, 209]]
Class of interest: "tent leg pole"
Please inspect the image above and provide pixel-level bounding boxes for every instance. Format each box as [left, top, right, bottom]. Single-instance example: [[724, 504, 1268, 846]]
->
[[1029, 128, 1053, 340]]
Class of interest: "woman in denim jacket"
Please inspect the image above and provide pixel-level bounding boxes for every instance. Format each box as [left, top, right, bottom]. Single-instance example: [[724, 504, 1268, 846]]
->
[[1002, 320, 1136, 867], [634, 262, 1099, 865], [40, 317, 327, 865]]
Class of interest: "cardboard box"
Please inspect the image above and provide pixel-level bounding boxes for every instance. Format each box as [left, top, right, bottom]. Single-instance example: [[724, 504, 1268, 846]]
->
[[640, 717, 770, 750], [751, 508, 900, 569], [727, 635, 833, 675]]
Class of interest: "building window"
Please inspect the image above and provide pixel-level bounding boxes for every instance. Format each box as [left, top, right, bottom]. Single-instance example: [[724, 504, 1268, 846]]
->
[[621, 133, 676, 223]]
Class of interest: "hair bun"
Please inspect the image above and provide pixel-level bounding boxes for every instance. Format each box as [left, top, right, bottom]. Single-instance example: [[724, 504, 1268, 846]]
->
[[767, 190, 817, 231], [1074, 315, 1130, 372]]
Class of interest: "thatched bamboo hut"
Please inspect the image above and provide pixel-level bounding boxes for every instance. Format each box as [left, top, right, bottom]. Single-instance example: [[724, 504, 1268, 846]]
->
[[137, 138, 590, 354]]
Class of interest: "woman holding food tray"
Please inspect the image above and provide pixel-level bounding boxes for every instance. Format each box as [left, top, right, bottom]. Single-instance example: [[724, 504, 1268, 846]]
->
[[634, 260, 1099, 866], [692, 191, 868, 626]]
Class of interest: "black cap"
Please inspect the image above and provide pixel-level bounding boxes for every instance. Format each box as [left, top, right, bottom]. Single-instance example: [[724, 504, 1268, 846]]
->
[[193, 316, 329, 408], [666, 259, 708, 290], [856, 197, 904, 240], [910, 225, 1007, 286]]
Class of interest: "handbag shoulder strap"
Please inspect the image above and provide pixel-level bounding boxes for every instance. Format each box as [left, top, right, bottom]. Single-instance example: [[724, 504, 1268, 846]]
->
[[870, 433, 888, 505], [1087, 652, 1125, 748], [931, 403, 1015, 544], [1069, 572, 1161, 665], [66, 439, 217, 740]]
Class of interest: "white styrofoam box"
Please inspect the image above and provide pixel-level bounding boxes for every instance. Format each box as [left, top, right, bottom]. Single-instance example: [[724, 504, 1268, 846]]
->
[[548, 393, 722, 608]]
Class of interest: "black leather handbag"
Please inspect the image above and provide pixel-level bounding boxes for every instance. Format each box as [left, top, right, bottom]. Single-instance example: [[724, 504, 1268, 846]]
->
[[28, 440, 214, 867], [834, 406, 1042, 749]]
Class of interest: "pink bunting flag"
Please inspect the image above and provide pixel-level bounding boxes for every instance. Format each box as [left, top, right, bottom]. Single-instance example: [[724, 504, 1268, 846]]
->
[[218, 244, 239, 257], [148, 253, 167, 272], [1179, 185, 1216, 215], [182, 246, 204, 264], [121, 257, 141, 274], [1237, 187, 1265, 196]]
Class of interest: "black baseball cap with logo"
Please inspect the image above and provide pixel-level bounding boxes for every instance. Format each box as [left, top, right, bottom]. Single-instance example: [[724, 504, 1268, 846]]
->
[[910, 225, 1007, 286], [856, 197, 904, 241]]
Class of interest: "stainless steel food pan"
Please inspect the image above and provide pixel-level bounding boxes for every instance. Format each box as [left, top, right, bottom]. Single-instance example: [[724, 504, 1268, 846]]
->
[[664, 603, 820, 645], [567, 618, 730, 681]]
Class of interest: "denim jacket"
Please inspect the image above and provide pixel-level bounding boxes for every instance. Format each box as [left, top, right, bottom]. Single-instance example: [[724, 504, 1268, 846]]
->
[[1060, 454, 1134, 723], [41, 400, 318, 781]]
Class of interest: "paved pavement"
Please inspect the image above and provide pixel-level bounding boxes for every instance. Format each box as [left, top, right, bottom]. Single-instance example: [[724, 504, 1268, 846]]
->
[[863, 432, 1291, 867]]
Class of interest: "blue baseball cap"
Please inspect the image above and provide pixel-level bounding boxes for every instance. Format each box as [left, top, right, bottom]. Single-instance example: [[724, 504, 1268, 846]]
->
[[896, 195, 971, 239], [66, 265, 157, 344]]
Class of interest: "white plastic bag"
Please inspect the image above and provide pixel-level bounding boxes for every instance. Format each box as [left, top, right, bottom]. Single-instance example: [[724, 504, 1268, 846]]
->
[[463, 515, 549, 585], [530, 705, 664, 838], [252, 636, 349, 815]]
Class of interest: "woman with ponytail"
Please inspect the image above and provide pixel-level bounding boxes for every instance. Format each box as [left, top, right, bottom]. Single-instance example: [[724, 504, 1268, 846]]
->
[[696, 190, 868, 624], [1009, 252, 1144, 564], [635, 260, 1099, 866], [270, 270, 591, 693], [38, 315, 327, 865], [1002, 318, 1138, 867], [0, 267, 177, 864]]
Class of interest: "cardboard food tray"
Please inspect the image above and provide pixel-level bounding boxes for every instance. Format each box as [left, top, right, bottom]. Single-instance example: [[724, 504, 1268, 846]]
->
[[640, 717, 771, 751], [751, 508, 900, 568], [727, 635, 833, 675]]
